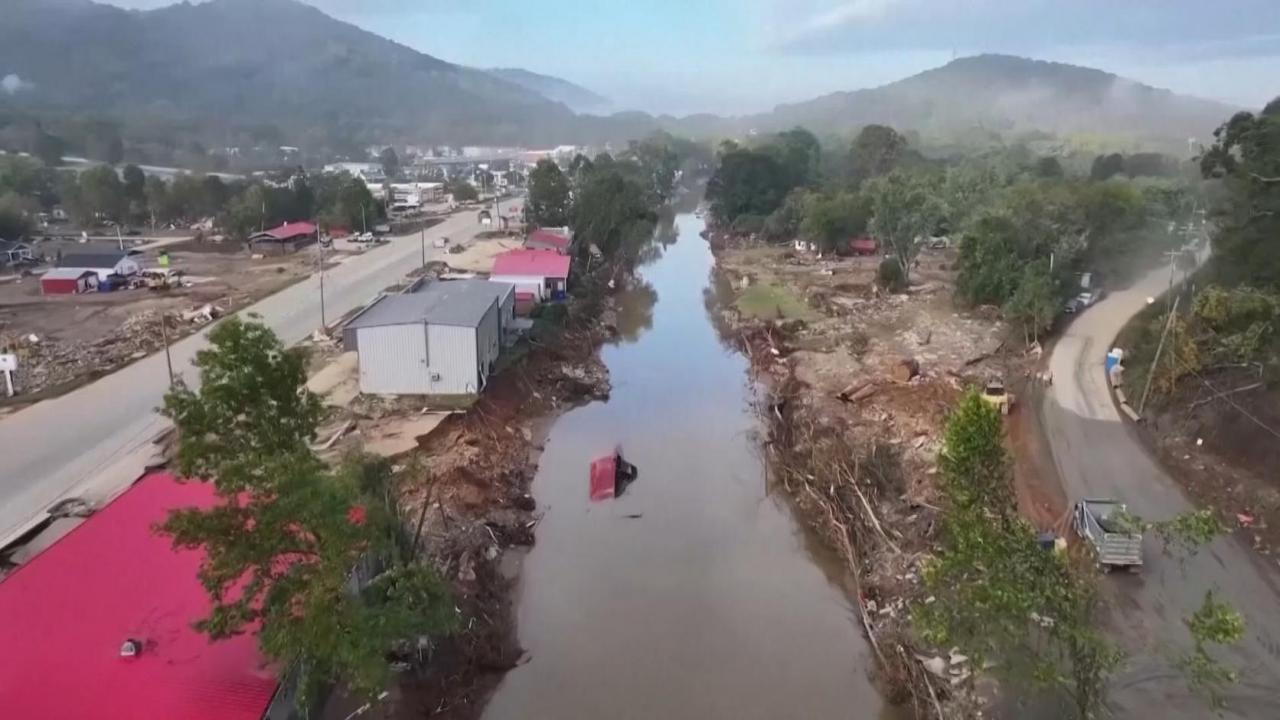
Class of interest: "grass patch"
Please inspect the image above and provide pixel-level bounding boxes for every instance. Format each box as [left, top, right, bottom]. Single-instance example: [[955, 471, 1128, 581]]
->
[[736, 283, 815, 321]]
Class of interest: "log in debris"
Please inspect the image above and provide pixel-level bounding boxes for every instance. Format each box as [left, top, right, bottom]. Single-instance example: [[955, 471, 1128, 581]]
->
[[962, 339, 1006, 367], [837, 379, 878, 403]]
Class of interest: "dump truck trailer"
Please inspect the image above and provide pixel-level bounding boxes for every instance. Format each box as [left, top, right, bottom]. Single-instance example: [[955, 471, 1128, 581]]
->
[[1072, 498, 1143, 570]]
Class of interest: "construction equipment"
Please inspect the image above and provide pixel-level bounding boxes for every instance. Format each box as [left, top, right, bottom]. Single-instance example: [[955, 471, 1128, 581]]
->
[[1072, 499, 1143, 571], [142, 268, 184, 291], [980, 378, 1015, 415]]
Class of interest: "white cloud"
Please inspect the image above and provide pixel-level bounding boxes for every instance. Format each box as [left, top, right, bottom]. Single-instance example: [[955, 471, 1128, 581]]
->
[[1, 74, 33, 95], [800, 0, 904, 31]]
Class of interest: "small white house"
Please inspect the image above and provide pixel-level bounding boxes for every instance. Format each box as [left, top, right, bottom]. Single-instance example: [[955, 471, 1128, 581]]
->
[[345, 280, 515, 396]]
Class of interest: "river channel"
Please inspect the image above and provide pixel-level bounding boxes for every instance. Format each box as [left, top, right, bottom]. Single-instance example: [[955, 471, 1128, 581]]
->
[[482, 211, 888, 719]]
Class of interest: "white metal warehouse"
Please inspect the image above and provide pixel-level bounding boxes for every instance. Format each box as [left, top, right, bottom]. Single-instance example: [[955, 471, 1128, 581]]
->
[[345, 280, 515, 396]]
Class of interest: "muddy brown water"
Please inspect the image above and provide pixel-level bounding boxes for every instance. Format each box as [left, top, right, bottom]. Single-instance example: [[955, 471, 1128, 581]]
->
[[482, 213, 890, 719]]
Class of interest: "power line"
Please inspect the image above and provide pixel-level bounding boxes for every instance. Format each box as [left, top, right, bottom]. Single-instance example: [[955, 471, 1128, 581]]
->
[[1184, 366, 1280, 441]]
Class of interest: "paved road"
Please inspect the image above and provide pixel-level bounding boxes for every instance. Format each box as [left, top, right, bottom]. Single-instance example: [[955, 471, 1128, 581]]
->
[[0, 213, 479, 548], [1042, 262, 1280, 718]]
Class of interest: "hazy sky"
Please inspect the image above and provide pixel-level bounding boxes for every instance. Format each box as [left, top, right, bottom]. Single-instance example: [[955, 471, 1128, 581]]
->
[[110, 0, 1280, 115]]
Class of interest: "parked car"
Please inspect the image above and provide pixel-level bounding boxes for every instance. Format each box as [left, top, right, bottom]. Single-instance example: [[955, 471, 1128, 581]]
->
[[1064, 290, 1104, 314]]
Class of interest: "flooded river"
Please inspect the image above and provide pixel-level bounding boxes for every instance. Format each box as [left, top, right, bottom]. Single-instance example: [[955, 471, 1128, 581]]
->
[[482, 212, 888, 719]]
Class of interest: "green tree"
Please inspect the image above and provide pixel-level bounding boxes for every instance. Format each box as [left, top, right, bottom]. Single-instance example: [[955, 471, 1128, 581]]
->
[[571, 161, 656, 263], [865, 171, 944, 284], [65, 165, 126, 224], [84, 121, 125, 165], [1035, 156, 1065, 179], [222, 185, 270, 240], [762, 189, 811, 244], [706, 148, 790, 226], [767, 127, 822, 189], [122, 164, 147, 223], [625, 132, 682, 200], [33, 130, 66, 167], [319, 176, 380, 233], [956, 214, 1028, 306], [1200, 105, 1280, 287], [915, 390, 1122, 720], [799, 190, 870, 253], [378, 147, 400, 180], [160, 318, 455, 703], [527, 159, 572, 227], [122, 164, 146, 204], [1005, 261, 1059, 344], [0, 192, 37, 239], [447, 178, 478, 202], [1090, 152, 1125, 181], [849, 124, 907, 184], [143, 175, 169, 229], [1179, 590, 1246, 709]]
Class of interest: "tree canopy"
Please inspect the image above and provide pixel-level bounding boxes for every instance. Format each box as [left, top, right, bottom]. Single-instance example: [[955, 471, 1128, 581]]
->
[[526, 159, 572, 227], [160, 318, 455, 703], [706, 148, 790, 227], [1200, 104, 1280, 287], [849, 124, 908, 184]]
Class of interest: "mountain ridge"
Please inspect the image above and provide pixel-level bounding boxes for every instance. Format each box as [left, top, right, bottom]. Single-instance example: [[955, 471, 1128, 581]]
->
[[485, 68, 611, 114], [0, 1, 1242, 152]]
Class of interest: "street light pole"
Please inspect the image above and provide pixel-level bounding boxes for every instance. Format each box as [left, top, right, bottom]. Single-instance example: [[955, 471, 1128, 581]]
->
[[420, 228, 426, 271], [160, 313, 175, 387], [318, 227, 327, 330]]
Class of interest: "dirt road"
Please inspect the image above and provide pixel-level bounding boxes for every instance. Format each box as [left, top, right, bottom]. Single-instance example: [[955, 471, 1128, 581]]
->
[[0, 213, 482, 549], [1041, 262, 1280, 718]]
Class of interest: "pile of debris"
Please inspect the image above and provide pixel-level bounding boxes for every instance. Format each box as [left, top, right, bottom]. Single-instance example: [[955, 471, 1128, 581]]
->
[[0, 303, 224, 398], [707, 241, 1019, 718]]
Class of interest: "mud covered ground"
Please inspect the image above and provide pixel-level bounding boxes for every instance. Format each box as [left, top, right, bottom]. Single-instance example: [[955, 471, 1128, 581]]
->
[[1139, 369, 1280, 559], [709, 236, 1037, 718]]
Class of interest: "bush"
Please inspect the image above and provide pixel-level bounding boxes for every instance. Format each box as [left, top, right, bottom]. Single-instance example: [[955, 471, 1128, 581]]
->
[[878, 257, 906, 292], [730, 213, 767, 235]]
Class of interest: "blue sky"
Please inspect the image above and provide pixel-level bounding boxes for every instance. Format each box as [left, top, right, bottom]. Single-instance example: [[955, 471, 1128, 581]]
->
[[114, 0, 1280, 115]]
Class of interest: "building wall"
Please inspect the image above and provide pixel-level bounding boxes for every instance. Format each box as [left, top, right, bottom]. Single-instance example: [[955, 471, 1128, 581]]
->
[[498, 289, 515, 334], [490, 273, 546, 300], [425, 324, 480, 395], [357, 323, 429, 395], [475, 301, 500, 387], [115, 258, 140, 277], [41, 278, 78, 295]]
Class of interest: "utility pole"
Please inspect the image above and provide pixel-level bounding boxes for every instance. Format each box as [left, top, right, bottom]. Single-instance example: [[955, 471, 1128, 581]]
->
[[1138, 295, 1181, 415], [160, 312, 175, 387], [317, 226, 327, 330], [420, 228, 427, 271]]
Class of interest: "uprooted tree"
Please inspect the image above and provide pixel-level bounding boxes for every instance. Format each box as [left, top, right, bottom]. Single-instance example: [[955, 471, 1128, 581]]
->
[[159, 317, 455, 703]]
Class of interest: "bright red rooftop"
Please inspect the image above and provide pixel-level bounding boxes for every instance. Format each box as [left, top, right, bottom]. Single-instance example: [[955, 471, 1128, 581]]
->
[[491, 248, 571, 277], [0, 472, 278, 720]]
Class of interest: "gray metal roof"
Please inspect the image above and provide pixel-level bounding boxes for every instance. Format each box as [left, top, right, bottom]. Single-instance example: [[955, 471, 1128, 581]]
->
[[58, 253, 129, 269], [345, 280, 514, 331]]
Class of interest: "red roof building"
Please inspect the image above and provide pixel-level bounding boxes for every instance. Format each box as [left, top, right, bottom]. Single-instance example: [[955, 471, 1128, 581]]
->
[[523, 228, 571, 254], [0, 473, 279, 720], [490, 249, 572, 301], [249, 222, 319, 254]]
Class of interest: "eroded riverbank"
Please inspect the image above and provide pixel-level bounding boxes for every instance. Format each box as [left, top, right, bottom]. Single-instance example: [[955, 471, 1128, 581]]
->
[[481, 213, 889, 719]]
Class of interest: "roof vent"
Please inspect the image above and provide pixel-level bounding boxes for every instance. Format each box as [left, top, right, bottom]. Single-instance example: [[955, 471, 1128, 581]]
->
[[119, 638, 143, 658]]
